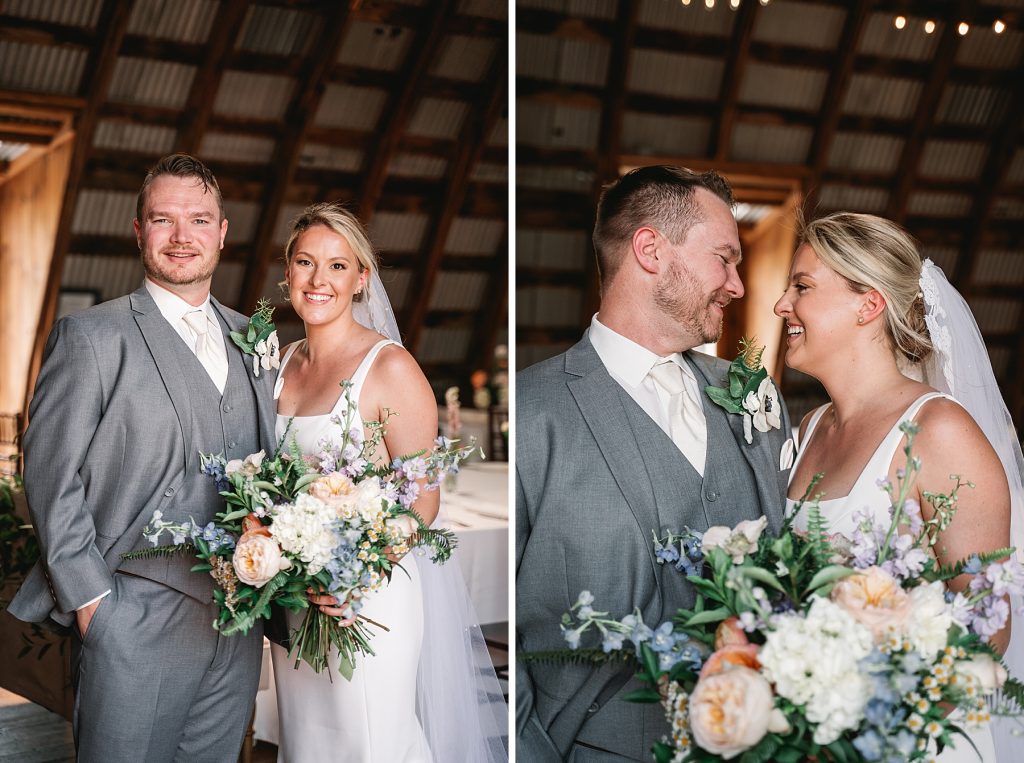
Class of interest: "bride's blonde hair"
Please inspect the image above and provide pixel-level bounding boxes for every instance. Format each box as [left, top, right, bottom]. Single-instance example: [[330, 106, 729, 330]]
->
[[800, 211, 932, 364], [284, 202, 378, 302]]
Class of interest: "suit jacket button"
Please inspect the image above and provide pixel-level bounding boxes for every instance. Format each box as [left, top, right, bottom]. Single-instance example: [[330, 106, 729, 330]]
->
[[228, 441, 237, 449], [706, 490, 719, 501], [587, 702, 599, 713], [164, 487, 175, 497]]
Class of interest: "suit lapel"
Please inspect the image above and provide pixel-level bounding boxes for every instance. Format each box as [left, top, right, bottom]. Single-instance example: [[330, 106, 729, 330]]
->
[[686, 351, 785, 534], [131, 287, 194, 472], [565, 338, 662, 578]]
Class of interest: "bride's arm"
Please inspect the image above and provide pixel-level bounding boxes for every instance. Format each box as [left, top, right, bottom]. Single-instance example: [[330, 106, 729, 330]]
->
[[912, 400, 1012, 652]]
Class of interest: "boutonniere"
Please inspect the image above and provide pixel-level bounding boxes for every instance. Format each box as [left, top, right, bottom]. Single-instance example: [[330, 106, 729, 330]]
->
[[230, 298, 280, 377], [704, 337, 781, 444]]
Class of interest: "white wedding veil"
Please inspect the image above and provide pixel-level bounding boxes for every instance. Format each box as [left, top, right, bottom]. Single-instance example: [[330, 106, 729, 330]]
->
[[354, 272, 509, 761], [915, 260, 1024, 761]]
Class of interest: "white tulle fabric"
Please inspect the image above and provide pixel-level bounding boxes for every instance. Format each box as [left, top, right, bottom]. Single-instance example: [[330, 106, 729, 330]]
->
[[914, 260, 1024, 762]]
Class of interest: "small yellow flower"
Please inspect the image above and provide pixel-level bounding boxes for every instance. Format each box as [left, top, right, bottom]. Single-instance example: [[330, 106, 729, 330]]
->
[[925, 721, 942, 737], [915, 698, 930, 713], [908, 714, 925, 732]]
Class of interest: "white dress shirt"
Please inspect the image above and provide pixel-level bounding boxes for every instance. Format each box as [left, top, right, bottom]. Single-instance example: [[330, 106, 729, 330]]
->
[[144, 278, 225, 357], [589, 314, 707, 476]]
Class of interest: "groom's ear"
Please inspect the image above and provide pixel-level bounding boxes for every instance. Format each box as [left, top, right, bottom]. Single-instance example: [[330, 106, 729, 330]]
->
[[633, 227, 661, 274], [858, 289, 887, 324]]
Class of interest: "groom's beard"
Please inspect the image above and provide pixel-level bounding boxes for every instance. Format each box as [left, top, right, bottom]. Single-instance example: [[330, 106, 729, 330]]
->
[[654, 258, 729, 345]]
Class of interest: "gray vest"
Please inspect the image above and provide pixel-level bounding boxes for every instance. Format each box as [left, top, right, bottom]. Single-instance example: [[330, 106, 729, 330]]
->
[[121, 313, 261, 602]]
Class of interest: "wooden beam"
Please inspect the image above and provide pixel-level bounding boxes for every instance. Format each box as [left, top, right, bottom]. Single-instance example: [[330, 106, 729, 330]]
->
[[805, 0, 875, 213], [238, 4, 355, 312], [26, 0, 132, 425], [885, 7, 971, 223], [712, 0, 760, 161], [355, 1, 457, 223], [402, 37, 507, 353], [173, 0, 249, 154]]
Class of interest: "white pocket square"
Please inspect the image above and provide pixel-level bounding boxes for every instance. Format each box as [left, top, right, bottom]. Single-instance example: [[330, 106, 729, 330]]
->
[[779, 438, 795, 471]]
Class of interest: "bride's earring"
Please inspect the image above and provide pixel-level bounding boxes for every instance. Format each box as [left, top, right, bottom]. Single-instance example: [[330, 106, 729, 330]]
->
[[857, 316, 864, 324]]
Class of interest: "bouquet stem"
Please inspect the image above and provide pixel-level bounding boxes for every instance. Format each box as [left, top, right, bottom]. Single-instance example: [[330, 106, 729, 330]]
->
[[288, 607, 386, 681]]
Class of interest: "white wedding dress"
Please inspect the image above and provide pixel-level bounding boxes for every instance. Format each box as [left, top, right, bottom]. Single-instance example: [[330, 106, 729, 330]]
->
[[786, 392, 997, 762], [270, 338, 432, 762]]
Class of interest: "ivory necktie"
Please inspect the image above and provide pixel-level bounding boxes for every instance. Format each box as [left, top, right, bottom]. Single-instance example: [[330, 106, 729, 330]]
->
[[648, 360, 707, 476], [182, 309, 228, 393]]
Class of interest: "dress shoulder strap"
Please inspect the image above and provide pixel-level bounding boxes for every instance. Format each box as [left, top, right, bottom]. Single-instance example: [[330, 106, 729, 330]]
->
[[272, 341, 304, 400], [789, 403, 831, 475], [334, 338, 399, 414]]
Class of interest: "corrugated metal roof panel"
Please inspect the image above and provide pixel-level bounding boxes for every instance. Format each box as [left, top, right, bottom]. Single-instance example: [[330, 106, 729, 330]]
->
[[457, 0, 507, 19], [753, 1, 846, 50], [917, 140, 987, 179], [388, 153, 448, 179], [629, 50, 722, 100], [337, 20, 413, 71], [406, 97, 469, 139], [470, 161, 507, 183], [517, 100, 600, 150], [919, 245, 959, 276], [731, 123, 813, 164], [298, 143, 363, 172], [0, 41, 86, 94], [417, 327, 471, 363], [974, 249, 1024, 284], [827, 132, 903, 173], [5, 0, 102, 27], [637, 0, 732, 36], [61, 255, 142, 301], [956, 27, 1024, 68], [222, 199, 261, 243], [842, 74, 921, 119], [235, 5, 315, 57], [905, 191, 972, 217], [517, 165, 594, 192], [445, 217, 506, 254], [0, 143, 30, 162], [380, 266, 413, 311], [1006, 148, 1024, 183], [936, 84, 1009, 126], [518, 0, 616, 20], [71, 190, 137, 235], [739, 62, 827, 112], [517, 286, 583, 327], [621, 111, 711, 156], [108, 57, 195, 108], [92, 121, 176, 154], [272, 203, 307, 246], [127, 0, 217, 44], [213, 71, 293, 120], [991, 196, 1024, 220], [429, 271, 489, 310], [516, 228, 589, 270], [517, 33, 609, 87], [431, 34, 497, 82], [966, 297, 1021, 333], [368, 211, 429, 252], [858, 13, 942, 61], [315, 84, 388, 131], [198, 132, 276, 164], [817, 184, 890, 213]]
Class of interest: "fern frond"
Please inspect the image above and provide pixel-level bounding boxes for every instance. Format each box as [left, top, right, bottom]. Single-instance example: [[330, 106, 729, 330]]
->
[[931, 547, 1016, 582], [416, 527, 458, 564], [519, 648, 638, 667], [120, 544, 196, 561]]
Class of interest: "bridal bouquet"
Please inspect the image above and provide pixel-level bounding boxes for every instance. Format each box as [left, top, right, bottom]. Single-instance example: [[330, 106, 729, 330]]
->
[[556, 423, 1024, 761], [127, 382, 476, 678]]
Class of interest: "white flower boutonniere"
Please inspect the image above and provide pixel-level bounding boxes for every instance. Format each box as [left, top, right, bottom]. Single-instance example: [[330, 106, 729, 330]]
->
[[704, 337, 781, 444], [230, 298, 280, 377]]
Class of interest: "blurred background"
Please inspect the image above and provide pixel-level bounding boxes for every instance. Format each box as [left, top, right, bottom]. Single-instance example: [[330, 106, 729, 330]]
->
[[515, 0, 1024, 432]]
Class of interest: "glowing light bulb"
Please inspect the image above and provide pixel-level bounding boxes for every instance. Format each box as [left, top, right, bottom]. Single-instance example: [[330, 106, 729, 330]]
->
[[894, 15, 906, 30], [958, 21, 969, 35], [759, 0, 770, 5], [994, 20, 1006, 34], [924, 20, 936, 34], [730, 0, 740, 8], [681, 0, 692, 6], [705, 0, 715, 8]]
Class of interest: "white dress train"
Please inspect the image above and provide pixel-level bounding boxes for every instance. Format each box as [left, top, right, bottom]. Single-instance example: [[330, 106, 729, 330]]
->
[[786, 392, 997, 762]]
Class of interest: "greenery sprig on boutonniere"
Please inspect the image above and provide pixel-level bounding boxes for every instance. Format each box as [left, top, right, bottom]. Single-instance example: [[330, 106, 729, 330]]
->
[[231, 298, 280, 377], [704, 337, 781, 444]]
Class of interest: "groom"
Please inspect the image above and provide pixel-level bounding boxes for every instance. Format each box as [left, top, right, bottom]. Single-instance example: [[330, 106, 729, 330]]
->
[[8, 154, 277, 761], [516, 166, 793, 761]]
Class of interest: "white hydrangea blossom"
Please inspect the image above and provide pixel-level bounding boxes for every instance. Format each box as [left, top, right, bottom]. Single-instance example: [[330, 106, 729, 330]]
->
[[270, 493, 339, 574], [905, 581, 955, 658], [759, 597, 874, 745]]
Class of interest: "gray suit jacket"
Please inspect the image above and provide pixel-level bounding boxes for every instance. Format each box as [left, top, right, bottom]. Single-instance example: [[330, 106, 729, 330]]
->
[[516, 334, 792, 761], [8, 286, 277, 627]]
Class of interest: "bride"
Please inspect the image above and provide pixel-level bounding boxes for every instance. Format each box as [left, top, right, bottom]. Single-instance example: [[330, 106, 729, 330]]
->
[[269, 202, 507, 762], [774, 211, 1024, 762]]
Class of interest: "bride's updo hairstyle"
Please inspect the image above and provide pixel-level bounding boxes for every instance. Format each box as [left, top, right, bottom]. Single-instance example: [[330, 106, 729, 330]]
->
[[800, 211, 933, 364], [284, 202, 378, 302]]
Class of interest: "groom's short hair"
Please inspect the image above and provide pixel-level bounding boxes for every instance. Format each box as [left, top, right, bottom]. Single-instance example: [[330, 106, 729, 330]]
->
[[136, 154, 224, 222], [593, 165, 734, 288]]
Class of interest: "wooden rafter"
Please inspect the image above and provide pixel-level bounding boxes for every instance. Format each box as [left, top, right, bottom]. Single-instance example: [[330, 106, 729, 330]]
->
[[712, 1, 760, 162], [25, 0, 133, 423], [355, 1, 457, 223], [469, 235, 509, 375], [885, 4, 972, 223], [173, 0, 249, 154], [237, 5, 355, 312], [402, 38, 508, 353], [804, 0, 875, 213]]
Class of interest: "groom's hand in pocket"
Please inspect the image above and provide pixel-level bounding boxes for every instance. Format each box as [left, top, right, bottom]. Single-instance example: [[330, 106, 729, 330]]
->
[[76, 599, 102, 639]]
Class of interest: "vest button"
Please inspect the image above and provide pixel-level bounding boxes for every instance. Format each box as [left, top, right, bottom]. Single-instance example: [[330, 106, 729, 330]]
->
[[223, 403, 232, 413], [164, 487, 175, 497], [228, 441, 237, 449], [706, 490, 719, 501]]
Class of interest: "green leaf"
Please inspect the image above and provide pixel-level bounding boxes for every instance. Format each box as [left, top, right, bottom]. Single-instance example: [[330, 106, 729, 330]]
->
[[772, 748, 805, 763], [685, 606, 732, 626], [621, 688, 661, 703], [805, 565, 858, 594], [729, 371, 745, 399], [221, 508, 250, 522], [737, 566, 786, 593], [705, 385, 744, 414]]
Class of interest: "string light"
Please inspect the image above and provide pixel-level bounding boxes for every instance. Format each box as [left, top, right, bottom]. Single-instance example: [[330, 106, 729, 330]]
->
[[730, 0, 740, 8], [958, 21, 970, 35], [759, 0, 770, 5], [994, 19, 1006, 34], [681, 0, 692, 6], [705, 0, 714, 8], [924, 20, 936, 34], [894, 15, 907, 30]]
